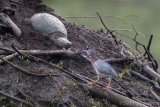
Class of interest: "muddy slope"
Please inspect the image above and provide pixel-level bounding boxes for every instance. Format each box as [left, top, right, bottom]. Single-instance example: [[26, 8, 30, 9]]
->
[[0, 0, 159, 107]]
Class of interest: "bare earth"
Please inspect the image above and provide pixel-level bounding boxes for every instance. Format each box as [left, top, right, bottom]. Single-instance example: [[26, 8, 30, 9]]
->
[[0, 0, 159, 107]]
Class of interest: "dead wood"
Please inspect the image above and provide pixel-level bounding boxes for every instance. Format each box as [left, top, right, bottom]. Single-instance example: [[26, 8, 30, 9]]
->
[[129, 70, 160, 90], [0, 47, 82, 60], [122, 42, 160, 84], [79, 84, 150, 107], [104, 57, 133, 63], [16, 87, 39, 106], [0, 91, 33, 106], [0, 57, 58, 77], [0, 52, 18, 64], [150, 90, 160, 102], [0, 13, 21, 37]]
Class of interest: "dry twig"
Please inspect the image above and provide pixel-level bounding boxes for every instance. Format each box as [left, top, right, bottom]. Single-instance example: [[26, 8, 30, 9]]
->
[[0, 52, 18, 64], [150, 89, 160, 102], [0, 91, 33, 106], [96, 12, 118, 45], [0, 57, 58, 77], [129, 70, 160, 90], [79, 84, 150, 107]]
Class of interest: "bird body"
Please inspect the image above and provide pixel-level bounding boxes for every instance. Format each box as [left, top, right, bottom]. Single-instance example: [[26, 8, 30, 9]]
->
[[82, 49, 118, 79], [92, 59, 118, 78], [30, 13, 71, 48]]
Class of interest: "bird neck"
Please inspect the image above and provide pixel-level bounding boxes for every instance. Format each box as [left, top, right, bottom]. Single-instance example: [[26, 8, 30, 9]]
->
[[90, 60, 100, 76]]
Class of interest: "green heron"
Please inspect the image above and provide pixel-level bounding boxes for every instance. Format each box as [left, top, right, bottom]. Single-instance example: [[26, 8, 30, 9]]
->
[[82, 49, 135, 96], [82, 49, 118, 86]]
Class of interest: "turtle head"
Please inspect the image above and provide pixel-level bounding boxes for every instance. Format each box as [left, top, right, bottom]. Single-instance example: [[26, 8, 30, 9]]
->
[[48, 32, 72, 48], [56, 37, 72, 48]]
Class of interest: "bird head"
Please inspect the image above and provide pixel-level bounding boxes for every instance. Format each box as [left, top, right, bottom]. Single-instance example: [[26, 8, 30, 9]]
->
[[81, 49, 99, 62]]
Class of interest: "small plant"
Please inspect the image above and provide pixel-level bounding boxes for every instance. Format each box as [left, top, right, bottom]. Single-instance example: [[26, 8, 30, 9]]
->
[[57, 60, 64, 68], [36, 66, 45, 72], [0, 96, 17, 107], [88, 98, 102, 107], [119, 66, 129, 78], [18, 56, 31, 65]]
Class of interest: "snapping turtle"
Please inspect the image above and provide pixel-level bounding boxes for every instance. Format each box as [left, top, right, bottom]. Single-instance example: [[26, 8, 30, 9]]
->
[[30, 13, 72, 48]]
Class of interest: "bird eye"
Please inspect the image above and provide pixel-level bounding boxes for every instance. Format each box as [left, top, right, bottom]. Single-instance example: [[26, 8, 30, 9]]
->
[[81, 50, 89, 57]]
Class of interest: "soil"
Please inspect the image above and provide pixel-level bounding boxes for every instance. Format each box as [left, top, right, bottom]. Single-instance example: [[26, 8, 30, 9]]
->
[[0, 0, 159, 107]]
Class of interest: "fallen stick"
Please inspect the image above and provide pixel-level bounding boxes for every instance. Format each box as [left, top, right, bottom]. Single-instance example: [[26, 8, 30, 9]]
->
[[0, 48, 81, 60], [104, 57, 133, 63], [0, 13, 21, 37], [150, 90, 160, 102], [16, 87, 39, 106], [122, 42, 160, 84], [79, 84, 149, 107], [129, 70, 160, 90], [9, 0, 23, 5], [0, 57, 58, 77], [0, 52, 18, 64], [0, 47, 132, 63], [0, 91, 33, 106]]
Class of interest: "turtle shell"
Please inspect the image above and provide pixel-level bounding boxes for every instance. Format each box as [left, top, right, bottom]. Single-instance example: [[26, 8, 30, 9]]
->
[[31, 13, 67, 36]]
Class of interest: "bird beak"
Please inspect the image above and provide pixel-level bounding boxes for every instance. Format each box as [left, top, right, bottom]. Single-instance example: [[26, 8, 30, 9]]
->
[[81, 50, 91, 61]]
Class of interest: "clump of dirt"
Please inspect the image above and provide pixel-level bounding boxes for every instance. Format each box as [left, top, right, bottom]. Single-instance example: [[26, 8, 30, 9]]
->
[[0, 0, 159, 107]]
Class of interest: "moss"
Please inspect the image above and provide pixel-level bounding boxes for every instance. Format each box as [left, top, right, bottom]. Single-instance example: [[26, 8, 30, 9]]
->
[[56, 60, 64, 68], [19, 56, 31, 65], [87, 98, 103, 107], [0, 96, 17, 107], [36, 66, 45, 72], [70, 102, 77, 107], [46, 101, 57, 107], [119, 66, 129, 78]]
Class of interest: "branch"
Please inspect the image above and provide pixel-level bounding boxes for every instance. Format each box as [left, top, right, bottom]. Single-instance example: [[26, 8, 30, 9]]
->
[[129, 70, 160, 90], [0, 48, 82, 60], [104, 57, 133, 63], [122, 42, 160, 84], [0, 57, 58, 77], [0, 91, 33, 106], [16, 87, 39, 106], [150, 90, 160, 102], [119, 26, 158, 70], [144, 35, 153, 56], [0, 13, 21, 37], [0, 53, 18, 64], [96, 12, 118, 45], [79, 84, 149, 107]]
